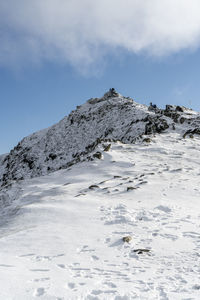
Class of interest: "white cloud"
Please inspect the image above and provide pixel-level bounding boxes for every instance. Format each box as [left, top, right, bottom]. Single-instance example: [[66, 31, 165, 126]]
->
[[1, 0, 200, 71]]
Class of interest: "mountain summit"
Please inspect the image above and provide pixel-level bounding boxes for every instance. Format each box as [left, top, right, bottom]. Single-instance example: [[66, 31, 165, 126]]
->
[[0, 89, 199, 187]]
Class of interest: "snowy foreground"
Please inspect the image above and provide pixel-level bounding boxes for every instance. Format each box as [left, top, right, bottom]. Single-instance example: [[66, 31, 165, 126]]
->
[[0, 132, 200, 299]]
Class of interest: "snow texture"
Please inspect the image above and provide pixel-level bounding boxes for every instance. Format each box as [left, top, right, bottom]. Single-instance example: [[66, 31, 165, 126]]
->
[[0, 133, 200, 299], [0, 89, 200, 299]]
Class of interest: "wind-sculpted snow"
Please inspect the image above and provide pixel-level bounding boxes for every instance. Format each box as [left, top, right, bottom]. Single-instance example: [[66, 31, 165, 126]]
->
[[0, 90, 200, 188], [1, 133, 200, 299]]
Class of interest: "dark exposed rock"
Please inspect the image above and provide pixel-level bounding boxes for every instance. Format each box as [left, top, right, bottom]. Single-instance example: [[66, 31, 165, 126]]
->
[[162, 104, 192, 124], [89, 185, 99, 190], [183, 128, 200, 138], [103, 88, 119, 99], [103, 144, 111, 152], [179, 117, 185, 124], [133, 249, 151, 254], [143, 138, 151, 143], [123, 236, 132, 243], [22, 156, 34, 169], [145, 116, 169, 135], [127, 186, 137, 191], [93, 152, 102, 159], [49, 153, 57, 160], [176, 106, 184, 112]]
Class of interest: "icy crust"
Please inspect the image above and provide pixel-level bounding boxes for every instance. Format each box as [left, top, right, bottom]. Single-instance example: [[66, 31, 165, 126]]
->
[[0, 90, 200, 187]]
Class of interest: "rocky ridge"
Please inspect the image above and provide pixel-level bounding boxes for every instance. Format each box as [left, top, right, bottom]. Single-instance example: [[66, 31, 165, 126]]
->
[[0, 89, 200, 188]]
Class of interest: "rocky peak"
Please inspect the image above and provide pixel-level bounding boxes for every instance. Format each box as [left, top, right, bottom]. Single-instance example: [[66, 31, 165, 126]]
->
[[0, 91, 200, 188], [87, 88, 120, 105], [102, 88, 119, 99]]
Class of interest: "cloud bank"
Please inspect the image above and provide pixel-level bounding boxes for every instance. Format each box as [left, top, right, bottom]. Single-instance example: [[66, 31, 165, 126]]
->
[[1, 0, 200, 71]]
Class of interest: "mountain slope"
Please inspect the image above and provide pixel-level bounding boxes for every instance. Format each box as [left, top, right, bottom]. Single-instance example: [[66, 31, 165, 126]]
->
[[0, 90, 200, 299], [1, 89, 199, 188], [0, 132, 200, 299]]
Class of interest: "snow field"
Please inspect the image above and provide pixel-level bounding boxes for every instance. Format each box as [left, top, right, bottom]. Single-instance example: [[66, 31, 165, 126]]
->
[[0, 131, 200, 299]]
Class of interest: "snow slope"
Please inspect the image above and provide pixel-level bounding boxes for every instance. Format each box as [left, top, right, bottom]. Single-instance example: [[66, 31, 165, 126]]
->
[[0, 130, 200, 299]]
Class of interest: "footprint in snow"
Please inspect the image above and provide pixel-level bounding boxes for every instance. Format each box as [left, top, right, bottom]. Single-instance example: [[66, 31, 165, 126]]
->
[[155, 205, 172, 213], [193, 284, 200, 290], [57, 264, 66, 269], [80, 245, 95, 253], [104, 238, 111, 244], [91, 255, 99, 261], [159, 233, 178, 241], [30, 269, 50, 272], [34, 277, 50, 282], [183, 231, 200, 238], [91, 289, 103, 295], [54, 253, 65, 258], [0, 264, 15, 267], [67, 282, 76, 289], [19, 253, 35, 257], [103, 281, 117, 288], [34, 287, 45, 297]]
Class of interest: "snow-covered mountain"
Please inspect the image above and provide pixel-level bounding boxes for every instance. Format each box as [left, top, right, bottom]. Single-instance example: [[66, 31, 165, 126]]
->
[[0, 89, 200, 299], [0, 89, 199, 189]]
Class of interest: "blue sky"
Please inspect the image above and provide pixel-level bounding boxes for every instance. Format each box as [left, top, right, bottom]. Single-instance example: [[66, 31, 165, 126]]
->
[[1, 1, 200, 154]]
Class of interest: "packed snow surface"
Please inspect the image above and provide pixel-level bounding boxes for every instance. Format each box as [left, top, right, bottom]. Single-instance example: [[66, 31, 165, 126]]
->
[[0, 131, 200, 299]]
